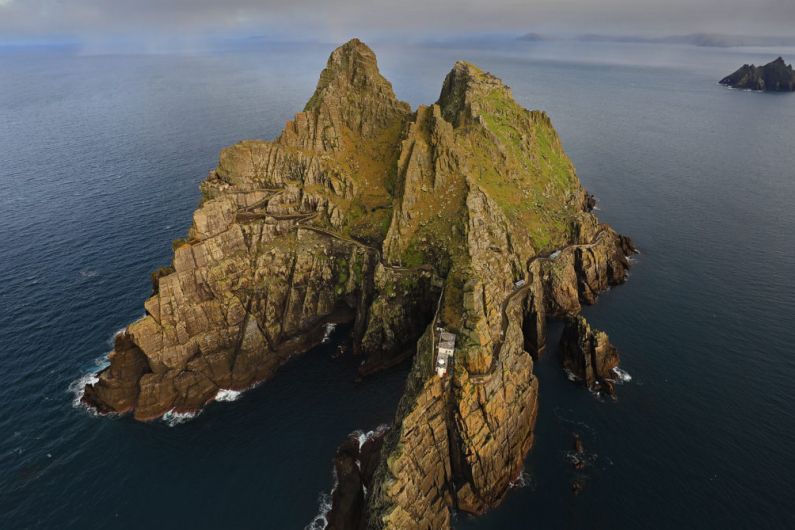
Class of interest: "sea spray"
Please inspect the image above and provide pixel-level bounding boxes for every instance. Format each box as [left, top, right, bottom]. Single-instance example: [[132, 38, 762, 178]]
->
[[306, 425, 390, 528], [68, 354, 110, 414], [214, 389, 243, 402], [612, 366, 632, 383], [321, 323, 337, 343], [162, 409, 202, 427], [305, 470, 337, 530]]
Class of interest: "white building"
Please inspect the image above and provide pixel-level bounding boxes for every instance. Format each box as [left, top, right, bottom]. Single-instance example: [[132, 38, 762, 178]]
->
[[436, 330, 456, 377]]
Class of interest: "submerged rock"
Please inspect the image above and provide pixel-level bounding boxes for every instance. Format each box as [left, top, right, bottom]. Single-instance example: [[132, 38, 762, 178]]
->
[[559, 315, 622, 396], [719, 57, 795, 92]]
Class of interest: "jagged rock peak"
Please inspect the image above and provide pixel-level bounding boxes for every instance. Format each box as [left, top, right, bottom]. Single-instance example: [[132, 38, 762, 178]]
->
[[303, 38, 409, 115], [438, 60, 511, 126], [280, 38, 410, 150]]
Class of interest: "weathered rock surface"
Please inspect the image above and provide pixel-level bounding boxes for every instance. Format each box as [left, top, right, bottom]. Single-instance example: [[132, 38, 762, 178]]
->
[[720, 57, 795, 91], [82, 38, 635, 528], [559, 315, 622, 396], [83, 38, 416, 420]]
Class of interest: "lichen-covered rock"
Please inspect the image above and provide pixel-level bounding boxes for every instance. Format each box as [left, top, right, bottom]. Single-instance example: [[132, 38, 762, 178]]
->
[[559, 315, 622, 396]]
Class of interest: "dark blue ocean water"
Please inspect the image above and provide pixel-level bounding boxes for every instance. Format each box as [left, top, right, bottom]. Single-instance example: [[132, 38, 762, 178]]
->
[[1, 41, 794, 529]]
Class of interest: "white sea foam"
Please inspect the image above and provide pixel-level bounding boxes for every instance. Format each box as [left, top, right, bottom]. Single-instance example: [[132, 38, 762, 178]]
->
[[565, 449, 598, 468], [305, 469, 338, 530], [215, 389, 243, 402], [80, 270, 98, 278], [353, 424, 389, 450], [68, 354, 110, 414], [509, 470, 533, 489], [564, 368, 579, 382], [107, 326, 127, 347], [162, 409, 201, 427], [321, 323, 337, 344], [612, 366, 632, 383], [306, 425, 387, 529]]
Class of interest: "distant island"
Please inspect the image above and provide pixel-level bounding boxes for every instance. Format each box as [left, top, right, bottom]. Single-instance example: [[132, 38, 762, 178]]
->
[[720, 57, 795, 92], [517, 32, 795, 48]]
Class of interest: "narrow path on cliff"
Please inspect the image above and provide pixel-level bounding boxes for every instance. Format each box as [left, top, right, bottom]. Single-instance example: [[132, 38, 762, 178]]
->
[[232, 187, 434, 275], [470, 229, 610, 382], [229, 190, 613, 385]]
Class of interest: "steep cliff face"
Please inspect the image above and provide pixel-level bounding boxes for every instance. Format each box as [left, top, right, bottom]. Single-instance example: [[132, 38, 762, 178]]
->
[[82, 39, 634, 527], [719, 57, 795, 92], [83, 39, 418, 420]]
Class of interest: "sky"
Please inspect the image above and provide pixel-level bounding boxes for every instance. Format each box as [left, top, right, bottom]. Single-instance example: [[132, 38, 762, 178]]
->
[[0, 0, 793, 45]]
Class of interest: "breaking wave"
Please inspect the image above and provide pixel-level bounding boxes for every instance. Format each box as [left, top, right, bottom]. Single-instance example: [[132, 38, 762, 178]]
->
[[162, 409, 201, 427], [611, 366, 632, 383], [321, 323, 337, 344], [509, 470, 535, 490], [215, 389, 243, 402], [353, 424, 389, 449], [107, 326, 127, 347], [68, 354, 110, 413], [305, 470, 337, 530]]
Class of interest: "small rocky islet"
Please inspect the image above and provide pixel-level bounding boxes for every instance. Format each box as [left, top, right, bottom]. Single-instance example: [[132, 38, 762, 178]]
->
[[719, 57, 795, 92], [82, 38, 636, 528]]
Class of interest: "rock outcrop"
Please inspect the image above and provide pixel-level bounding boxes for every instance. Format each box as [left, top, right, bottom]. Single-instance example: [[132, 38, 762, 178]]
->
[[719, 57, 795, 91], [324, 428, 389, 530], [81, 39, 635, 528], [559, 315, 622, 396]]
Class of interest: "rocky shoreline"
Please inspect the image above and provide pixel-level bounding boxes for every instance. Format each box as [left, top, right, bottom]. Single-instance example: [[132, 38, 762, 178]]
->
[[81, 38, 636, 528]]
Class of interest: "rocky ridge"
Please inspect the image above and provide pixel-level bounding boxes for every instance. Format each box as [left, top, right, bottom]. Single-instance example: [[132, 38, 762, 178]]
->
[[81, 39, 635, 528], [719, 57, 795, 91]]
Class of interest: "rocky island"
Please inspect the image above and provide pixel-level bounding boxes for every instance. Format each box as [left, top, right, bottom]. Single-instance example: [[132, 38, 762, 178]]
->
[[719, 57, 795, 91], [82, 38, 635, 528]]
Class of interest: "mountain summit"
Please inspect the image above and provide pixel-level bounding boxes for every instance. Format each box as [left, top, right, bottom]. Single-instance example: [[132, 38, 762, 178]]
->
[[81, 39, 634, 529]]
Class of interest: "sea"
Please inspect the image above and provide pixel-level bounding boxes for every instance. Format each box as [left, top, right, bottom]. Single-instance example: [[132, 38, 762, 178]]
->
[[1, 39, 794, 529]]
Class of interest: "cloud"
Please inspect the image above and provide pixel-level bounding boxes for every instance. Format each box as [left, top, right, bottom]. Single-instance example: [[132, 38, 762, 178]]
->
[[0, 0, 792, 42]]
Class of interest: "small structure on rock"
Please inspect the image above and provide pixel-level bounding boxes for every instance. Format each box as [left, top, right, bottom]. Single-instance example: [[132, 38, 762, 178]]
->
[[435, 329, 456, 377]]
